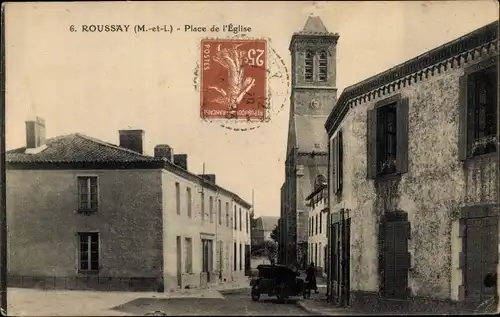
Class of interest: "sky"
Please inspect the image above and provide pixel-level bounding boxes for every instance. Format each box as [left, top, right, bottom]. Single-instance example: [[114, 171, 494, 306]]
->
[[5, 1, 498, 217]]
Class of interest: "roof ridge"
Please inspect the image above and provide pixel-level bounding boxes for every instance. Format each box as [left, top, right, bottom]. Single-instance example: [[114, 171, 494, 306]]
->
[[74, 133, 155, 160]]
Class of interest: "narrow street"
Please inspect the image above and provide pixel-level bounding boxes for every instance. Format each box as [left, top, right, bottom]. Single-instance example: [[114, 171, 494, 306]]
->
[[112, 293, 311, 316]]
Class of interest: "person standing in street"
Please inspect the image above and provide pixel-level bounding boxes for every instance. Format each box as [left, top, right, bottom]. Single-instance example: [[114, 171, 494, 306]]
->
[[306, 262, 319, 294]]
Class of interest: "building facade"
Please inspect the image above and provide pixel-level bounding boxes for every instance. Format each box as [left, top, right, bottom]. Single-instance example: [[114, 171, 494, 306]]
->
[[306, 183, 328, 275], [7, 118, 251, 291], [252, 216, 279, 246], [280, 16, 339, 268], [325, 21, 498, 312]]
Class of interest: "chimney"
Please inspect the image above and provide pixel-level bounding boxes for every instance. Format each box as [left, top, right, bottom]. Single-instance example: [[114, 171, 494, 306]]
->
[[173, 154, 188, 170], [154, 144, 174, 162], [25, 117, 46, 149], [199, 174, 216, 184], [119, 130, 144, 154]]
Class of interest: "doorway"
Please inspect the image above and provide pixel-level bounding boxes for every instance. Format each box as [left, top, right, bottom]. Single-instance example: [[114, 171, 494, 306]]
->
[[464, 216, 498, 303], [380, 212, 410, 299], [329, 209, 351, 306], [176, 236, 182, 288]]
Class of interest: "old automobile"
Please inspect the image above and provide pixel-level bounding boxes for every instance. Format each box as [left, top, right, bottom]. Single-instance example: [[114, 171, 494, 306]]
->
[[249, 264, 306, 302]]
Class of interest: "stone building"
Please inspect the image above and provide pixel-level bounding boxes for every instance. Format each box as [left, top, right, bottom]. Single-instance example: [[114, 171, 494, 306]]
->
[[279, 16, 339, 268], [252, 216, 279, 245], [306, 182, 328, 275], [325, 21, 498, 312], [6, 118, 251, 291]]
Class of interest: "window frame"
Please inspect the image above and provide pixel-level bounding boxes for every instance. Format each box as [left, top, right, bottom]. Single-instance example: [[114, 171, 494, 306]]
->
[[218, 199, 222, 225], [209, 196, 214, 223], [366, 93, 409, 179], [186, 187, 192, 218], [239, 208, 242, 231], [77, 176, 99, 213], [77, 231, 99, 273], [184, 237, 193, 274], [201, 192, 205, 222], [175, 182, 181, 215], [459, 56, 498, 160]]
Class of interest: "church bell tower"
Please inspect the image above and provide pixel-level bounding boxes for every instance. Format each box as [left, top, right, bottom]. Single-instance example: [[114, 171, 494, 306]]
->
[[280, 16, 339, 268]]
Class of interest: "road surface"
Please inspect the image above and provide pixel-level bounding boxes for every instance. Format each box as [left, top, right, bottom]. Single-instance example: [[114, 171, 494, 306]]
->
[[112, 292, 312, 316]]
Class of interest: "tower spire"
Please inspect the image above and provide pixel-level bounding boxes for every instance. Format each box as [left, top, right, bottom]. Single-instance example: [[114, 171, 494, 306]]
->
[[302, 16, 329, 33]]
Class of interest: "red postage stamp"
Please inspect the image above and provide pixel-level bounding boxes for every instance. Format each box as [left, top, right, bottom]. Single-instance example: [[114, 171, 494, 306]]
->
[[200, 39, 268, 121]]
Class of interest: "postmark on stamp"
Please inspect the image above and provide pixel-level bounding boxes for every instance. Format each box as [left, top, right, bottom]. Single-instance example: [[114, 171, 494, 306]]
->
[[200, 39, 268, 121], [195, 36, 290, 131]]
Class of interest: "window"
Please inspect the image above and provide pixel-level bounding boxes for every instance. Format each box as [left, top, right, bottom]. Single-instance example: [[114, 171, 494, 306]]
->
[[234, 206, 238, 230], [315, 214, 318, 235], [246, 212, 249, 233], [331, 131, 343, 195], [239, 208, 242, 231], [367, 94, 409, 178], [175, 183, 181, 215], [78, 176, 98, 211], [233, 242, 237, 270], [318, 51, 327, 82], [320, 213, 322, 234], [218, 199, 222, 225], [315, 243, 318, 265], [186, 187, 192, 218], [185, 238, 193, 273], [305, 51, 313, 82], [225, 202, 230, 227], [78, 232, 99, 272], [239, 244, 243, 271], [209, 196, 214, 223], [459, 60, 498, 158], [201, 192, 205, 222]]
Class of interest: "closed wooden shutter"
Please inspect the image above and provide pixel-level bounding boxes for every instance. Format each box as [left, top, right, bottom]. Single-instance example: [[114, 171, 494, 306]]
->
[[338, 131, 343, 190], [396, 98, 409, 174], [366, 109, 378, 178], [333, 136, 339, 193], [331, 137, 338, 194], [384, 221, 410, 298], [458, 75, 468, 160]]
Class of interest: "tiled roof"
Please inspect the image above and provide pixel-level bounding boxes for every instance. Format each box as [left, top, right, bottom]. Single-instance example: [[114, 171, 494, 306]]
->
[[256, 216, 279, 232], [294, 16, 336, 36], [6, 133, 253, 209], [325, 20, 499, 135], [6, 133, 157, 163], [294, 116, 329, 153], [289, 16, 339, 51]]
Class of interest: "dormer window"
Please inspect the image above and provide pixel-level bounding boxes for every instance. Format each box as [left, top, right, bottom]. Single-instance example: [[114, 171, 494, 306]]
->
[[305, 51, 314, 82], [318, 51, 328, 82]]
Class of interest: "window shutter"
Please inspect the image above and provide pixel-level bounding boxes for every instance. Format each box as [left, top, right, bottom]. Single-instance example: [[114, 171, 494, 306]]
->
[[338, 131, 343, 190], [458, 75, 468, 160], [331, 137, 338, 194], [396, 98, 409, 174], [366, 109, 378, 178], [333, 136, 339, 193]]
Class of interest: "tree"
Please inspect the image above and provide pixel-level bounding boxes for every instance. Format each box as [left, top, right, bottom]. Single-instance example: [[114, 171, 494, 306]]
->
[[253, 240, 278, 264], [270, 224, 279, 244]]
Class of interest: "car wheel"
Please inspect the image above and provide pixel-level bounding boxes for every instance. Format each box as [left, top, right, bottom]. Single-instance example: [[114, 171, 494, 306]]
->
[[277, 283, 286, 303], [251, 287, 260, 302]]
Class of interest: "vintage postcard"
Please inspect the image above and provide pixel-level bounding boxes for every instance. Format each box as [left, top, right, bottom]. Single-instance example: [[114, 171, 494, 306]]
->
[[1, 1, 499, 316]]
